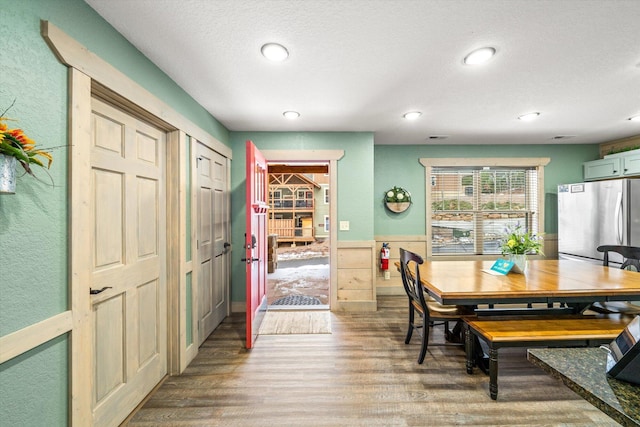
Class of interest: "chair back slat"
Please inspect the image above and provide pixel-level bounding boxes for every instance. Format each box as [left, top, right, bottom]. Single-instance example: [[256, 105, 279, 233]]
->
[[399, 248, 428, 313], [591, 245, 640, 314], [597, 245, 640, 271]]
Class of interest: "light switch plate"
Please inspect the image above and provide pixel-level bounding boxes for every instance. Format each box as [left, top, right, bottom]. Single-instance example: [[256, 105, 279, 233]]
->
[[339, 221, 350, 231]]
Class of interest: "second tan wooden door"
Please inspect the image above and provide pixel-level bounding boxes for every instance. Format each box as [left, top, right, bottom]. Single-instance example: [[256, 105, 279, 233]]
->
[[197, 141, 229, 344]]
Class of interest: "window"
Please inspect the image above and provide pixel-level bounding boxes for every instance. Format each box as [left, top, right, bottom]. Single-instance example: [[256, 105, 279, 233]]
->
[[421, 158, 549, 256], [270, 190, 282, 208], [323, 186, 329, 204], [323, 215, 330, 232], [295, 189, 313, 207]]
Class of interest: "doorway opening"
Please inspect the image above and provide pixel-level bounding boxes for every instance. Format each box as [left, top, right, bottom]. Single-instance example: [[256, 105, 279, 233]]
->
[[266, 162, 330, 310]]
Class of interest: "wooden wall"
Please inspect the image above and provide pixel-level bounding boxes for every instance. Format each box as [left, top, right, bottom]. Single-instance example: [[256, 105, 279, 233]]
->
[[599, 135, 640, 158], [335, 241, 377, 311], [374, 236, 427, 296]]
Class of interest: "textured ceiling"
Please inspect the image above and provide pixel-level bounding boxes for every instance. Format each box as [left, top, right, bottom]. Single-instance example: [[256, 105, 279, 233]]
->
[[84, 0, 640, 145]]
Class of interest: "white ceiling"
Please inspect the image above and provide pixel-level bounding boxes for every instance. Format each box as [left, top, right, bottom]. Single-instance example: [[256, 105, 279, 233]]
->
[[84, 0, 640, 146]]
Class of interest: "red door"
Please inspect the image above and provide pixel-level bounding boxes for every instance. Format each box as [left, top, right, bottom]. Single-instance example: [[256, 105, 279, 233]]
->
[[245, 140, 268, 349]]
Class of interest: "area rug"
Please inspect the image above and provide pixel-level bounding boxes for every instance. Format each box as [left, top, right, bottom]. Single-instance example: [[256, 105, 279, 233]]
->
[[258, 310, 332, 335]]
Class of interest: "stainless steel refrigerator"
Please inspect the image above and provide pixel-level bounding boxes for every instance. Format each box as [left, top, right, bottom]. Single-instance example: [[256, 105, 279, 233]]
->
[[558, 178, 640, 266]]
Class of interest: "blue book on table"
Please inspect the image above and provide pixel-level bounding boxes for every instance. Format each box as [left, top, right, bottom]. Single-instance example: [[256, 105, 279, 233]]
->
[[483, 259, 515, 275]]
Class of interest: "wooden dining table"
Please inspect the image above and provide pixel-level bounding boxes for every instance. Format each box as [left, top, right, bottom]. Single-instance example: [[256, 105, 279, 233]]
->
[[412, 258, 640, 400], [417, 259, 640, 313]]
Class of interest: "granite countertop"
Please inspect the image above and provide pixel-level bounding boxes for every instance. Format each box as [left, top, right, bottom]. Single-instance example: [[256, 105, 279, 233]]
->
[[528, 347, 639, 427]]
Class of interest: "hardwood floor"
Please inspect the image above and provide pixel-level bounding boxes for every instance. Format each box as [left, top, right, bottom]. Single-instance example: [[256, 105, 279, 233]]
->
[[125, 296, 619, 426]]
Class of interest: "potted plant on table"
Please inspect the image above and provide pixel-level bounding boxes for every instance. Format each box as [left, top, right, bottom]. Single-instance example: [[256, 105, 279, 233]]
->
[[500, 223, 544, 274]]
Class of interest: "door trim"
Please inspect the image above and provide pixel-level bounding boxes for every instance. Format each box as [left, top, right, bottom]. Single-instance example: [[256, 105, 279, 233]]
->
[[41, 21, 231, 159], [43, 21, 231, 425], [261, 150, 344, 309], [69, 69, 93, 426]]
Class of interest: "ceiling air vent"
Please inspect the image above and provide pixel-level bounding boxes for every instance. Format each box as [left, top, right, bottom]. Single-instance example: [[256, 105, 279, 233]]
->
[[427, 135, 449, 140], [552, 135, 576, 140]]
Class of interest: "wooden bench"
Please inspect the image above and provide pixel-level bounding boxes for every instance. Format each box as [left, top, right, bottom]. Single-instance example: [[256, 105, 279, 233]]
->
[[464, 316, 630, 400]]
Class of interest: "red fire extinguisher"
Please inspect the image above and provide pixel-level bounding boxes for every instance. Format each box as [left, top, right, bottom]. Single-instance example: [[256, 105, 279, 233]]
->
[[380, 243, 390, 271]]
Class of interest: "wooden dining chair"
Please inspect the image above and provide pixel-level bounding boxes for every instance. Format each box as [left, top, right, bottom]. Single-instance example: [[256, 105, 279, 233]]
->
[[398, 248, 465, 364], [590, 245, 640, 315]]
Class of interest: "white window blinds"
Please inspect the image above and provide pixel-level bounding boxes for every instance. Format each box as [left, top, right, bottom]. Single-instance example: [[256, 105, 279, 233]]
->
[[430, 166, 539, 255]]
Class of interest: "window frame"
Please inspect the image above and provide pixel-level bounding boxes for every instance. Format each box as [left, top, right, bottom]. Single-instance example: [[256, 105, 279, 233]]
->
[[420, 157, 550, 260]]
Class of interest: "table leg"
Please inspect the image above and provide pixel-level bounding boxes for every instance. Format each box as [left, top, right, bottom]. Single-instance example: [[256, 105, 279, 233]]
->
[[566, 302, 591, 314]]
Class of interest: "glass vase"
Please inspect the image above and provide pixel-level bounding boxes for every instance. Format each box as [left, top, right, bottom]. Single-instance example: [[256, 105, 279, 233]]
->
[[509, 254, 528, 274], [0, 154, 17, 194]]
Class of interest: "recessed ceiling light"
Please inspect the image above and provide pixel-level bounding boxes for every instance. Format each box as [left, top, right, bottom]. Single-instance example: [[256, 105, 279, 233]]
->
[[629, 115, 640, 122], [518, 112, 541, 122], [463, 47, 496, 65], [283, 111, 300, 119], [261, 43, 289, 61], [403, 111, 422, 120]]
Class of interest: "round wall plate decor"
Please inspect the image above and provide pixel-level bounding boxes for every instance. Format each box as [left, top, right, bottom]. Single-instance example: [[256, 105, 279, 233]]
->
[[384, 186, 411, 213]]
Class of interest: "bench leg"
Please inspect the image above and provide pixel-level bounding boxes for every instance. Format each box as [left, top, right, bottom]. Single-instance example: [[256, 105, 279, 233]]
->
[[489, 347, 498, 400], [465, 323, 474, 374]]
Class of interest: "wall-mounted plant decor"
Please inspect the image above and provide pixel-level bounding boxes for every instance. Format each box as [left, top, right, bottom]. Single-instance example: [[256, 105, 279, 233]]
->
[[0, 101, 53, 194], [384, 186, 412, 213]]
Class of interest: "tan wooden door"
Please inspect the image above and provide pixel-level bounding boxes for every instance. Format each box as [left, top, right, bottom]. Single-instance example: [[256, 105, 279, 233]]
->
[[90, 98, 167, 427], [197, 142, 229, 344]]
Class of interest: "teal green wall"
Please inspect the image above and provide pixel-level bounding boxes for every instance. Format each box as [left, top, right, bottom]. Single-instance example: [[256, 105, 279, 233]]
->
[[0, 0, 608, 424], [0, 0, 229, 424], [229, 132, 375, 302], [374, 144, 600, 235], [0, 336, 68, 427], [228, 138, 599, 303]]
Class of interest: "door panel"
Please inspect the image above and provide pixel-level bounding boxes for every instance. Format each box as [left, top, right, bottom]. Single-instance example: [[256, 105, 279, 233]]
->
[[197, 142, 229, 344], [138, 279, 159, 364], [198, 172, 214, 344], [245, 140, 268, 349], [94, 169, 124, 268], [94, 295, 124, 402], [90, 98, 167, 427], [137, 177, 159, 257], [212, 157, 227, 316]]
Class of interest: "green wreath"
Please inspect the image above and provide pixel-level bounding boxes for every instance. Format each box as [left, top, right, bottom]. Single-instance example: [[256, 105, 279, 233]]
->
[[385, 186, 412, 203]]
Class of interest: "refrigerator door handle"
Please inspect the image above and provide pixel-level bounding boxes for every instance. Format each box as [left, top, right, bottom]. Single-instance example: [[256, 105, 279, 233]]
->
[[615, 192, 623, 244]]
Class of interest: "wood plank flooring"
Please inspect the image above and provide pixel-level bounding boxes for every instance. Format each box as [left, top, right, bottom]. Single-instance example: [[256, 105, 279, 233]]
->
[[125, 296, 620, 426]]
